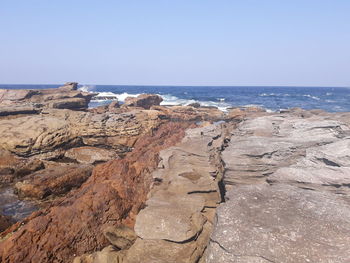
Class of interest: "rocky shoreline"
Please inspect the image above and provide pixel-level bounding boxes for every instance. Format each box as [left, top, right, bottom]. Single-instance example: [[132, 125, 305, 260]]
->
[[0, 84, 349, 262]]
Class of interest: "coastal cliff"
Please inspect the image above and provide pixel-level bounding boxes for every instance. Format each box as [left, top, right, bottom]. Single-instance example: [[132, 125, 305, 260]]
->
[[0, 84, 349, 263]]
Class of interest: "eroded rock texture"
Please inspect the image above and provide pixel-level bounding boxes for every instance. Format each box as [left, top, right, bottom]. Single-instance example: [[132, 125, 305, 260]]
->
[[207, 110, 350, 263], [0, 122, 191, 263], [74, 122, 235, 263]]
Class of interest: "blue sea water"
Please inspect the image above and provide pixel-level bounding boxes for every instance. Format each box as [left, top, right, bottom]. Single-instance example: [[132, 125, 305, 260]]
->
[[1, 84, 350, 112]]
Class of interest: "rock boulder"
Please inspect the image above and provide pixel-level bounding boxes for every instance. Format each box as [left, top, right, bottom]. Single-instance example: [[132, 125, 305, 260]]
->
[[123, 94, 163, 109]]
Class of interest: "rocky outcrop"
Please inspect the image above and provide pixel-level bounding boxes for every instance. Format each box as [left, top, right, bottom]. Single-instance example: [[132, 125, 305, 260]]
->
[[0, 122, 192, 263], [74, 122, 234, 263], [207, 110, 350, 263], [0, 82, 93, 113], [123, 94, 163, 109], [14, 164, 93, 199], [0, 150, 44, 186], [0, 109, 162, 158]]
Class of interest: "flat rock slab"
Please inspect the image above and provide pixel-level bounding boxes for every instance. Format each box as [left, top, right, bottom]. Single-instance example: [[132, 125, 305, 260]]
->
[[207, 183, 350, 263], [64, 146, 118, 164]]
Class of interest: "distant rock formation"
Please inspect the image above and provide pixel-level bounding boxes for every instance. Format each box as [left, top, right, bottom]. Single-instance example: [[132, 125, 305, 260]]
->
[[0, 82, 94, 114], [123, 94, 163, 109]]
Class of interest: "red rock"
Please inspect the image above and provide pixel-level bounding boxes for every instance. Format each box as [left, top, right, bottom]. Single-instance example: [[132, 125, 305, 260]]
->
[[14, 164, 93, 200], [0, 121, 192, 263]]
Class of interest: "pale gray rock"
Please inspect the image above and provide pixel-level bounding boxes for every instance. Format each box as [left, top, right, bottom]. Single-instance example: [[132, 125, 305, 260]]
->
[[208, 110, 350, 263], [207, 184, 350, 263]]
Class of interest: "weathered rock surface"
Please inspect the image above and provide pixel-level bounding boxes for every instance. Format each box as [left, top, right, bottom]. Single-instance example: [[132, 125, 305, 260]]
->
[[14, 164, 93, 199], [0, 150, 44, 186], [123, 94, 163, 109], [64, 147, 118, 164], [0, 82, 93, 114], [0, 109, 161, 158], [74, 122, 235, 263], [0, 122, 191, 263], [0, 215, 13, 233], [207, 110, 350, 263]]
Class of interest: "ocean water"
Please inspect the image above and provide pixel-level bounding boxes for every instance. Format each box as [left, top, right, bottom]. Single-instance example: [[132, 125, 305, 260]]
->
[[1, 84, 350, 112]]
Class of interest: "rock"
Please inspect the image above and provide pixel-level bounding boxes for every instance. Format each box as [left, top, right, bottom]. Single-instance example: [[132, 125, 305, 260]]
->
[[135, 194, 206, 242], [0, 215, 13, 233], [46, 97, 88, 110], [207, 184, 350, 263], [0, 109, 164, 158], [151, 105, 225, 122], [14, 164, 93, 199], [58, 82, 78, 91], [108, 100, 120, 111], [188, 102, 200, 108], [0, 89, 37, 102], [208, 110, 350, 263], [0, 151, 44, 186], [0, 83, 93, 113], [73, 246, 125, 263], [121, 123, 232, 262], [0, 105, 41, 116], [64, 147, 118, 164], [0, 122, 191, 263], [103, 225, 137, 249], [123, 94, 163, 109]]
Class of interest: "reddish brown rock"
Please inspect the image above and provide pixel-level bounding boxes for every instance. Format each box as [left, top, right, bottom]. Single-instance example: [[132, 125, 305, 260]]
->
[[0, 215, 12, 233], [123, 94, 163, 109], [14, 164, 93, 200], [0, 151, 44, 186], [0, 121, 192, 263]]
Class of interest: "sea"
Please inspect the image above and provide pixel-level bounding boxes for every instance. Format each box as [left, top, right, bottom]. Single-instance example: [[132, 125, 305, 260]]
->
[[1, 84, 350, 112]]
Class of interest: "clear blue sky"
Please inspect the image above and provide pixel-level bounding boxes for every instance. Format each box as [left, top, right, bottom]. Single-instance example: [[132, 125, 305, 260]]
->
[[1, 0, 349, 86]]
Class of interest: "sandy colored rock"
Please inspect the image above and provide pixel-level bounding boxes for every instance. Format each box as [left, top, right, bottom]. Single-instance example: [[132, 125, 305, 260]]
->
[[123, 94, 163, 109], [65, 147, 118, 164], [103, 225, 137, 249]]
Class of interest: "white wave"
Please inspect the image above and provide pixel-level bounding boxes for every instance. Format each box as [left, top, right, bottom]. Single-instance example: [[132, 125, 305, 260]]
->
[[326, 92, 333, 96], [91, 92, 140, 102], [79, 85, 96, 92], [259, 93, 276, 97], [303, 94, 320, 100], [160, 94, 231, 111], [115, 92, 140, 102], [217, 98, 225, 102]]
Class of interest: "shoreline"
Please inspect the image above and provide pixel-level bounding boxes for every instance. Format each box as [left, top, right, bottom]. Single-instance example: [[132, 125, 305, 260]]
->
[[0, 83, 349, 262]]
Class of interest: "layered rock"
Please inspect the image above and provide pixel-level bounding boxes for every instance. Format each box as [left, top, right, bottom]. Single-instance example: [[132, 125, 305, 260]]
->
[[0, 150, 44, 187], [0, 122, 192, 263], [0, 82, 94, 114], [0, 109, 162, 158], [207, 110, 350, 263], [74, 122, 234, 263], [14, 164, 93, 200], [123, 94, 163, 109]]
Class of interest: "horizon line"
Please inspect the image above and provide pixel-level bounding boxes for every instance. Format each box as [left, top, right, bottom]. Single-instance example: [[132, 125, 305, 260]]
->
[[0, 83, 349, 88]]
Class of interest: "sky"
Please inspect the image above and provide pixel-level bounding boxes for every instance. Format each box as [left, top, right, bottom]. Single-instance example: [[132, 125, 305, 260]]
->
[[0, 0, 349, 86]]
